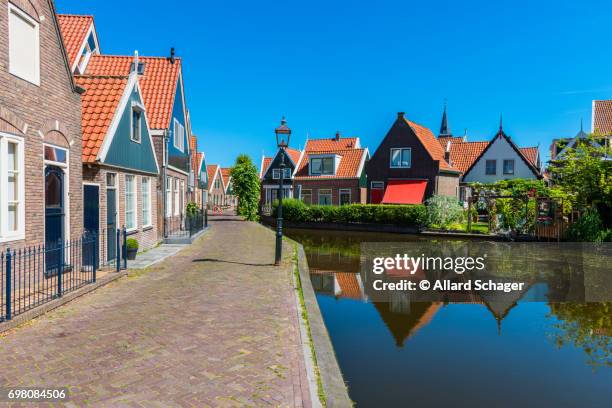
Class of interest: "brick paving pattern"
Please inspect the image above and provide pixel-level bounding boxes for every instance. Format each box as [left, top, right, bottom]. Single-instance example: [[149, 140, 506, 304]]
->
[[0, 216, 311, 407]]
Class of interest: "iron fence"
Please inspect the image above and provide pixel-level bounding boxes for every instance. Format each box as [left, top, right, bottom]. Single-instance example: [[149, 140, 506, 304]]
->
[[165, 210, 205, 239], [1, 229, 129, 322]]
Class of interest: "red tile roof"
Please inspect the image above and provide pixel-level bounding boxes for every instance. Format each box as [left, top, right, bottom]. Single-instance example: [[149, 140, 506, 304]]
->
[[261, 157, 272, 177], [447, 141, 488, 173], [335, 273, 363, 300], [260, 148, 302, 178], [593, 100, 612, 135], [57, 14, 93, 69], [221, 168, 231, 189], [437, 136, 465, 146], [75, 75, 128, 163], [305, 137, 358, 151], [86, 55, 181, 129], [404, 118, 457, 172], [190, 136, 198, 172], [207, 164, 220, 189], [196, 152, 204, 172], [519, 147, 539, 166], [295, 148, 367, 179]]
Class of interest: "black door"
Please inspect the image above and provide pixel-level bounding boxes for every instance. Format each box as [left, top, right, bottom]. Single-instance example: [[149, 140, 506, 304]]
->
[[107, 188, 117, 263], [45, 166, 64, 276], [83, 185, 100, 268]]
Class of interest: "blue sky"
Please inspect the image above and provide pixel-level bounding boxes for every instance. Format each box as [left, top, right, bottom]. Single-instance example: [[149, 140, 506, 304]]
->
[[57, 0, 612, 167]]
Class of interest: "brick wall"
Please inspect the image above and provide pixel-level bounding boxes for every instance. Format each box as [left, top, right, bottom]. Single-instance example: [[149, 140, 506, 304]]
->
[[435, 174, 460, 198], [0, 0, 83, 250], [294, 179, 361, 206]]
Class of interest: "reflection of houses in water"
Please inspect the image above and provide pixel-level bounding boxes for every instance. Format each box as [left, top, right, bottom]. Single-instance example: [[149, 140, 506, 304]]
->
[[310, 269, 366, 301], [373, 302, 442, 347]]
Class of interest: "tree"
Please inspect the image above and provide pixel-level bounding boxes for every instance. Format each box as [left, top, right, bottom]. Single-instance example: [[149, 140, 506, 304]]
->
[[230, 155, 260, 221]]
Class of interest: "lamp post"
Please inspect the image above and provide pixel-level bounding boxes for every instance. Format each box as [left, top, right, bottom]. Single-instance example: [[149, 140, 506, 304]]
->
[[274, 117, 291, 265]]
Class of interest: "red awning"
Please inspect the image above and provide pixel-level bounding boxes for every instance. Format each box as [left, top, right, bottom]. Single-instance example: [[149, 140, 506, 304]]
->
[[381, 180, 428, 204]]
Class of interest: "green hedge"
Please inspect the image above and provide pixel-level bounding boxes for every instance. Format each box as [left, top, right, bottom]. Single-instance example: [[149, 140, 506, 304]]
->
[[272, 199, 427, 226]]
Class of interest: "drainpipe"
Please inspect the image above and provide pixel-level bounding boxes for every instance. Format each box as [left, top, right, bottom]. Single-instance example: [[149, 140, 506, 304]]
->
[[163, 129, 169, 238]]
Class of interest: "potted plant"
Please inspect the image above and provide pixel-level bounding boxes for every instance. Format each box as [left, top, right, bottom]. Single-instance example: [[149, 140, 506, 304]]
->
[[126, 238, 139, 260]]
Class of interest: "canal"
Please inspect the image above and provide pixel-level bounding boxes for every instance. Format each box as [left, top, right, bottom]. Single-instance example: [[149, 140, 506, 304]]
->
[[285, 228, 612, 408]]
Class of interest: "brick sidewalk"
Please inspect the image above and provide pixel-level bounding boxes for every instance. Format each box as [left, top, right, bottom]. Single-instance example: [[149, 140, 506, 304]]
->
[[0, 216, 312, 407]]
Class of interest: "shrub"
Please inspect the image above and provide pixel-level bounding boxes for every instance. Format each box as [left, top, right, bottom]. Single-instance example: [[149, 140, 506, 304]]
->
[[186, 202, 200, 217], [425, 195, 464, 229], [272, 199, 426, 227], [566, 208, 604, 242], [126, 238, 139, 250]]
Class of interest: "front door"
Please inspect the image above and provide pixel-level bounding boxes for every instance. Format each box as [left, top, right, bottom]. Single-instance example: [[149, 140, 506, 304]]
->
[[83, 185, 100, 268], [45, 166, 64, 276], [107, 188, 117, 263]]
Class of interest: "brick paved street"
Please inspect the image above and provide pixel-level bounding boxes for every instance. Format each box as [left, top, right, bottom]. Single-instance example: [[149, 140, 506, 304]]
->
[[0, 216, 312, 407]]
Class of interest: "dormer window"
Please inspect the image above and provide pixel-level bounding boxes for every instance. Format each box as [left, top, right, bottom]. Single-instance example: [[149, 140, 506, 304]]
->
[[310, 156, 334, 175], [130, 62, 146, 75], [272, 168, 291, 179], [131, 103, 145, 143], [76, 32, 98, 74]]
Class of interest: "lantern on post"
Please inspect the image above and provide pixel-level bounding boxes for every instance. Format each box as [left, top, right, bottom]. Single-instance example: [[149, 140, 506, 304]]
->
[[274, 117, 291, 265]]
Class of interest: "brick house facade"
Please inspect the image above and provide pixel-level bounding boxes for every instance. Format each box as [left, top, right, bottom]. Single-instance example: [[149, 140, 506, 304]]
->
[[0, 0, 83, 250]]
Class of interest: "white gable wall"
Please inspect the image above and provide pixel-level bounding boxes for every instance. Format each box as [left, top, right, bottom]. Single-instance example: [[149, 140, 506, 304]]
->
[[463, 136, 537, 183]]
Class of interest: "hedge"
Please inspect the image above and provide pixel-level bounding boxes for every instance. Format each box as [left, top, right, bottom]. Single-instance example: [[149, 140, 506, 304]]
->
[[272, 199, 427, 226]]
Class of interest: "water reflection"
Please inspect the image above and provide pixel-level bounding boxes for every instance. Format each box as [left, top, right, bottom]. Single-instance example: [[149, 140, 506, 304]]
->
[[286, 228, 612, 408]]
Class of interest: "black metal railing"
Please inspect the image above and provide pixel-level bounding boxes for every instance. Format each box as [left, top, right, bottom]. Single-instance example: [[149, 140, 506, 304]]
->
[[1, 229, 130, 322], [165, 210, 205, 239]]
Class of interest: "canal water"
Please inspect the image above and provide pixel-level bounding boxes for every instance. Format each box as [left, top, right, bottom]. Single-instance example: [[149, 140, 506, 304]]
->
[[284, 228, 612, 408]]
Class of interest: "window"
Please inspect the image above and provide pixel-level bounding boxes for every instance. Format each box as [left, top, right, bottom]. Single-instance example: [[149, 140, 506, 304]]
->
[[485, 160, 497, 175], [106, 172, 117, 188], [339, 189, 351, 205], [310, 157, 334, 175], [173, 119, 185, 151], [44, 145, 67, 164], [125, 175, 137, 230], [76, 33, 98, 74], [0, 136, 24, 241], [503, 159, 515, 175], [301, 189, 312, 205], [165, 177, 172, 217], [131, 105, 143, 142], [390, 148, 411, 168], [174, 178, 179, 216], [318, 189, 332, 205], [272, 167, 292, 179], [8, 4, 40, 85], [371, 181, 384, 189], [130, 61, 145, 75], [180, 180, 185, 214], [142, 177, 151, 227]]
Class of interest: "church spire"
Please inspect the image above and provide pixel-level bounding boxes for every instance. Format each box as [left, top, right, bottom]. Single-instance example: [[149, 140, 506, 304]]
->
[[439, 100, 451, 137]]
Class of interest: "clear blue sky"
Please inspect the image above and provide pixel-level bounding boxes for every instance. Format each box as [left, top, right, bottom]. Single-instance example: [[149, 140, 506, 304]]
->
[[57, 0, 612, 167]]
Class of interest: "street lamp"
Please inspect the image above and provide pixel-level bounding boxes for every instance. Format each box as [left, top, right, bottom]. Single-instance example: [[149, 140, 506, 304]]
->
[[274, 116, 291, 265]]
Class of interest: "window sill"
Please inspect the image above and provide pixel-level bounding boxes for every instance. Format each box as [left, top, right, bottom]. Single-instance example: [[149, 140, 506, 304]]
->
[[0, 233, 26, 244], [126, 228, 138, 236], [142, 225, 153, 232]]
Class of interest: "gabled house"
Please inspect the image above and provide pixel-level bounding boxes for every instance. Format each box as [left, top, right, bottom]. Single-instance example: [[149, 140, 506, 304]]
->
[[221, 168, 236, 208], [57, 14, 100, 74], [259, 147, 302, 206], [367, 113, 460, 204], [196, 152, 208, 207], [207, 164, 224, 208], [76, 55, 160, 259], [81, 49, 191, 239], [0, 0, 84, 250], [294, 132, 369, 206]]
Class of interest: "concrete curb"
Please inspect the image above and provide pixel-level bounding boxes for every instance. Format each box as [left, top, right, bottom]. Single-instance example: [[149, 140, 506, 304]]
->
[[0, 270, 127, 335], [295, 243, 353, 407]]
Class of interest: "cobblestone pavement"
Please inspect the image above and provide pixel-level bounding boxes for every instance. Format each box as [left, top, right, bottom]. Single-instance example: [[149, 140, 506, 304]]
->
[[0, 216, 311, 407]]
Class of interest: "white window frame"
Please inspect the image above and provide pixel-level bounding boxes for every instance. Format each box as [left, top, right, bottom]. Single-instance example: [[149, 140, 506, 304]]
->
[[318, 189, 332, 206], [173, 118, 185, 152], [390, 147, 411, 168], [173, 178, 180, 216], [0, 133, 25, 242], [165, 177, 172, 217], [301, 188, 312, 205], [180, 180, 185, 214], [125, 175, 137, 231], [8, 3, 40, 86], [310, 156, 335, 176], [130, 102, 145, 143], [141, 177, 152, 228], [339, 189, 351, 206]]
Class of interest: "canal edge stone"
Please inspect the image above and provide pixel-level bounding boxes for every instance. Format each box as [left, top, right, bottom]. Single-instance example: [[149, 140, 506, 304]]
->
[[294, 241, 353, 407]]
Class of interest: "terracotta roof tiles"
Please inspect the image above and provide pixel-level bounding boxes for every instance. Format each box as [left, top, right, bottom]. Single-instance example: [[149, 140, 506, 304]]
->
[[57, 14, 94, 68], [519, 147, 539, 167], [305, 137, 358, 151], [221, 168, 232, 189], [593, 100, 612, 135], [404, 118, 457, 172], [295, 148, 366, 179], [86, 55, 181, 129], [75, 75, 128, 163]]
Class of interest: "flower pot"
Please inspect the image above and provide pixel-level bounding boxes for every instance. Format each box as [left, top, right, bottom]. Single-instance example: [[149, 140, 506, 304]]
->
[[127, 247, 138, 260]]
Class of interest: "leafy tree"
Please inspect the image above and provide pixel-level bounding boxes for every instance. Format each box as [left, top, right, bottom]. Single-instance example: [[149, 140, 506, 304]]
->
[[230, 155, 261, 221], [425, 195, 464, 229], [550, 135, 612, 215]]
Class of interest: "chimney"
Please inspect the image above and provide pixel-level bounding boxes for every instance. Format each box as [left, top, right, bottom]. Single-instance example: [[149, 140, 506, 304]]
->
[[397, 112, 405, 120], [335, 131, 340, 141], [445, 140, 452, 165], [170, 47, 176, 64]]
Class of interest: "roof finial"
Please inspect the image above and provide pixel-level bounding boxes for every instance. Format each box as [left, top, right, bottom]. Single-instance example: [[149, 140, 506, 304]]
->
[[499, 113, 503, 131]]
